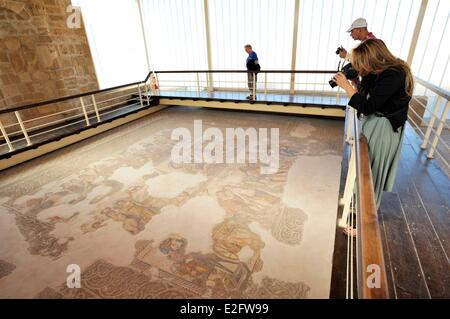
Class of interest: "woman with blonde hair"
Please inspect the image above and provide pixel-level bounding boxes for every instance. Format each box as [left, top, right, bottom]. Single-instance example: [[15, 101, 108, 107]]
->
[[333, 39, 413, 234]]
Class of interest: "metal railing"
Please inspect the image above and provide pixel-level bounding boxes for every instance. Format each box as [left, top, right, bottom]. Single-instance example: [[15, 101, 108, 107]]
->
[[148, 69, 346, 102], [339, 107, 389, 299], [408, 76, 450, 170], [0, 81, 153, 157]]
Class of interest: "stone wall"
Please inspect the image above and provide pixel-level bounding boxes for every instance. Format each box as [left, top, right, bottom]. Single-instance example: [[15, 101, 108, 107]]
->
[[0, 0, 98, 125]]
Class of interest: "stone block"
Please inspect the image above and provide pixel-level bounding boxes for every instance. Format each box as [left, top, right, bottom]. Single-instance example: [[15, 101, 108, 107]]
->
[[18, 72, 32, 82], [38, 70, 51, 80], [4, 36, 21, 51], [9, 52, 27, 72], [0, 52, 8, 63], [1, 84, 20, 98], [43, 0, 57, 6], [36, 44, 59, 68], [38, 35, 53, 43], [62, 68, 74, 77]]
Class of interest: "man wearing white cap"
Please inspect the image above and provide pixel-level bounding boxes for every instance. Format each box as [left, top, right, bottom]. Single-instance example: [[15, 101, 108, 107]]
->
[[338, 18, 377, 60]]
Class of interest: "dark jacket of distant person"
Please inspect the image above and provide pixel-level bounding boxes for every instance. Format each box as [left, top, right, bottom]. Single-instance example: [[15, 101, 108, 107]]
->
[[246, 51, 261, 71]]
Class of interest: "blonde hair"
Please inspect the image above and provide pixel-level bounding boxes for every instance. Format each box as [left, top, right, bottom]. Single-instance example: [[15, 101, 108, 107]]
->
[[351, 39, 414, 96]]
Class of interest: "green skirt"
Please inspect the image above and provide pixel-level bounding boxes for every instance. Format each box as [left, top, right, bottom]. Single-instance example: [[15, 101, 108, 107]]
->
[[361, 114, 404, 208]]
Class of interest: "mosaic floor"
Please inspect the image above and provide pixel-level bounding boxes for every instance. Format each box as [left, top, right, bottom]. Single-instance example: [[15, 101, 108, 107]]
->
[[0, 106, 344, 298]]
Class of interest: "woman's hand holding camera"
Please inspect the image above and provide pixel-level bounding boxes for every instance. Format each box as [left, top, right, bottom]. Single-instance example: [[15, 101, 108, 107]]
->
[[333, 72, 357, 98]]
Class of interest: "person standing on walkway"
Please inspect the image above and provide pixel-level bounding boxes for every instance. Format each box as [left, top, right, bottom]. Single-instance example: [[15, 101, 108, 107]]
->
[[244, 44, 261, 100]]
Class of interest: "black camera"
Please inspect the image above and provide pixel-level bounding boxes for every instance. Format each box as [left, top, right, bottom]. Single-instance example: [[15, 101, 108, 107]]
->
[[329, 63, 359, 88], [336, 46, 343, 55]]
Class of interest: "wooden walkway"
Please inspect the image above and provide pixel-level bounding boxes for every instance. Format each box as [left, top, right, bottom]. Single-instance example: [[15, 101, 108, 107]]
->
[[331, 121, 450, 298]]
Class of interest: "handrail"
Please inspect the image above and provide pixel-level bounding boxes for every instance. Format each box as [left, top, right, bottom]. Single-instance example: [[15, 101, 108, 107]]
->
[[0, 81, 143, 115], [410, 75, 449, 167], [353, 111, 389, 299], [414, 76, 450, 101], [4, 71, 445, 118], [151, 69, 337, 74]]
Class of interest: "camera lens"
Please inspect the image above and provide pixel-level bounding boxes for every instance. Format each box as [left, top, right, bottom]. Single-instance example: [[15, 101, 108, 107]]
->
[[329, 80, 337, 88]]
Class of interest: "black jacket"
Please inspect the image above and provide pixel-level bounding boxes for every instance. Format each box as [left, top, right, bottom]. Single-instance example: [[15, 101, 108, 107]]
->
[[246, 59, 261, 71], [348, 68, 411, 132]]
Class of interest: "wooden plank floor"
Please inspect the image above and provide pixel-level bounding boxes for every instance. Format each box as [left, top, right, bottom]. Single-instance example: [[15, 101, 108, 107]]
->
[[331, 121, 450, 298], [412, 124, 450, 179]]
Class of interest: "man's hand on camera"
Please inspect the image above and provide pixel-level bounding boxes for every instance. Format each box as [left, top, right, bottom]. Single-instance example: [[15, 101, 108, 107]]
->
[[333, 72, 357, 98], [339, 47, 347, 59]]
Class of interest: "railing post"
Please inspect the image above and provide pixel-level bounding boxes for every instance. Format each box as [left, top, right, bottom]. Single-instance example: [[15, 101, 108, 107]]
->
[[264, 73, 268, 95], [252, 72, 256, 98], [145, 79, 150, 105], [154, 72, 160, 91], [137, 83, 144, 107], [196, 72, 200, 93], [421, 95, 442, 149], [336, 87, 341, 105], [346, 106, 354, 144], [0, 119, 14, 152], [91, 95, 101, 122], [339, 140, 356, 227], [80, 97, 90, 126], [14, 111, 31, 145], [427, 100, 449, 159]]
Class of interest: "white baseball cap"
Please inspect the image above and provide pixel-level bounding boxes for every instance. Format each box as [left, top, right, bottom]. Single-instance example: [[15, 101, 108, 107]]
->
[[347, 18, 368, 32]]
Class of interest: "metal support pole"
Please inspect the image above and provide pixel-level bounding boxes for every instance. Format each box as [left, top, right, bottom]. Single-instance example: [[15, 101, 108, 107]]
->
[[14, 111, 31, 145], [290, 0, 301, 94], [427, 100, 449, 159], [421, 95, 442, 149], [91, 95, 101, 122], [137, 83, 144, 107], [0, 120, 14, 152], [137, 0, 151, 73], [203, 0, 214, 91], [80, 97, 90, 126], [407, 0, 428, 65]]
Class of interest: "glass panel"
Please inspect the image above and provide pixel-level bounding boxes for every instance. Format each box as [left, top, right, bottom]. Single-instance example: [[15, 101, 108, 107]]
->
[[74, 0, 148, 89], [140, 0, 208, 91], [412, 0, 450, 90], [208, 0, 295, 91]]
